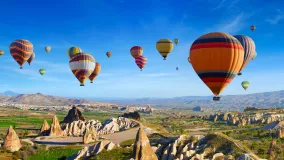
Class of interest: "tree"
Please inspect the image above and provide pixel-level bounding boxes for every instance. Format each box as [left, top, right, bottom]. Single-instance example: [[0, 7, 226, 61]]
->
[[257, 148, 265, 154]]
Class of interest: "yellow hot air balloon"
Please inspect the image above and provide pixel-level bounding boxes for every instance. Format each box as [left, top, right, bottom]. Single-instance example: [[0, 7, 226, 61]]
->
[[0, 50, 4, 56], [67, 46, 82, 59], [156, 39, 174, 60], [190, 32, 244, 101], [188, 57, 191, 63]]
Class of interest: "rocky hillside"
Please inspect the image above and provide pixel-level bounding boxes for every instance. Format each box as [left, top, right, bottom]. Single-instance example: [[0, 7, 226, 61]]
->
[[0, 92, 90, 105]]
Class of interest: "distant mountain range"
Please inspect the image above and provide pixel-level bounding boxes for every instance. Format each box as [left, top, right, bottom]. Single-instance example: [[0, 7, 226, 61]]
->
[[106, 90, 284, 110], [0, 92, 90, 106]]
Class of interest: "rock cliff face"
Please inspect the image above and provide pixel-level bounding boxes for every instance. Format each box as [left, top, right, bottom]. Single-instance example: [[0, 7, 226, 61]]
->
[[62, 117, 138, 137], [132, 127, 158, 160], [39, 120, 50, 136], [49, 115, 64, 136], [61, 106, 85, 124], [3, 126, 22, 152], [120, 111, 141, 120]]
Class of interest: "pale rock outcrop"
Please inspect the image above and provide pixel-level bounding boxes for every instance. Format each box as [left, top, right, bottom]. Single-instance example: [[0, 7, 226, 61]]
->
[[70, 140, 115, 160], [49, 115, 64, 136], [39, 120, 50, 136], [190, 153, 204, 160], [3, 126, 22, 152], [225, 155, 235, 160], [212, 153, 224, 160], [236, 154, 253, 160], [132, 127, 158, 160], [83, 126, 97, 144]]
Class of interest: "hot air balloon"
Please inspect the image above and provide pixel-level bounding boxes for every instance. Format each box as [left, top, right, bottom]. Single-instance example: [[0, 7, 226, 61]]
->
[[135, 55, 147, 71], [67, 46, 82, 59], [89, 62, 101, 83], [188, 57, 191, 63], [27, 52, 35, 65], [45, 46, 51, 53], [233, 35, 255, 75], [0, 50, 4, 56], [9, 39, 33, 69], [69, 52, 96, 86], [106, 51, 112, 58], [252, 51, 257, 60], [156, 39, 174, 60], [176, 67, 179, 71], [250, 25, 256, 31], [190, 32, 244, 101], [241, 81, 250, 90], [39, 69, 46, 75], [130, 46, 143, 58], [174, 38, 179, 45]]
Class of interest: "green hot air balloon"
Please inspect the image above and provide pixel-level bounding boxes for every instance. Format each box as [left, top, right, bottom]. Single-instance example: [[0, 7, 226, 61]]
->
[[241, 81, 250, 90], [39, 69, 46, 75]]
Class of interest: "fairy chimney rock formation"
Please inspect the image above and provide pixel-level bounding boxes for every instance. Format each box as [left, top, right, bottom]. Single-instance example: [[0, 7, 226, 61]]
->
[[132, 127, 158, 160], [83, 126, 97, 144], [61, 106, 85, 124], [49, 115, 64, 136], [39, 120, 50, 136], [3, 126, 22, 152]]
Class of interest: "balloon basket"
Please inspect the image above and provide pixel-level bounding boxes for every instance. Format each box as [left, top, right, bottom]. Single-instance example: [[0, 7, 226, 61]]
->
[[90, 81, 93, 83], [20, 67, 23, 69], [213, 96, 220, 101], [80, 84, 84, 86], [238, 72, 242, 76]]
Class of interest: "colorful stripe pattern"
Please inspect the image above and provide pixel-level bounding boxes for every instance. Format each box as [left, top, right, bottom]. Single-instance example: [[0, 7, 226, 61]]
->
[[89, 62, 101, 83], [0, 50, 4, 55], [27, 52, 35, 65], [190, 32, 244, 96], [69, 53, 96, 86], [106, 51, 112, 58], [135, 55, 147, 71], [130, 46, 143, 58], [156, 39, 174, 60], [9, 39, 33, 68], [67, 46, 82, 59], [233, 35, 255, 73]]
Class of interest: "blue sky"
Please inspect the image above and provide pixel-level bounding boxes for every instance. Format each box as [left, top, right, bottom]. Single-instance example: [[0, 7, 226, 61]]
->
[[0, 0, 283, 98]]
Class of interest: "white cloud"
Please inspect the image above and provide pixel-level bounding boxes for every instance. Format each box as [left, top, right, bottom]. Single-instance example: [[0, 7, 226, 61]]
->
[[266, 10, 284, 24], [211, 0, 240, 11]]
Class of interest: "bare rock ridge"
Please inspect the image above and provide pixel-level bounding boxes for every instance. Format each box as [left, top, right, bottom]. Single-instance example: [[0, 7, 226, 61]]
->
[[3, 126, 22, 152], [120, 111, 141, 120], [132, 126, 158, 160], [61, 106, 85, 124], [49, 115, 64, 136], [39, 120, 50, 136]]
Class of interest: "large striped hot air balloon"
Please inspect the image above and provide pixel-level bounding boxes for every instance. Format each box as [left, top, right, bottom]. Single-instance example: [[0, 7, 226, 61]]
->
[[190, 32, 244, 101], [69, 53, 96, 86], [89, 62, 101, 83], [9, 39, 33, 69], [106, 52, 112, 58], [27, 52, 35, 65], [241, 81, 250, 90], [130, 46, 143, 58], [45, 46, 51, 53], [156, 39, 174, 60], [67, 46, 82, 59], [233, 35, 255, 75], [135, 55, 147, 71], [0, 50, 4, 56]]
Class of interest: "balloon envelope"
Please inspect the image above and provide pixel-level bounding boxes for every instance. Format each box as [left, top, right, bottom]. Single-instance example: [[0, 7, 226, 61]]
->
[[156, 39, 174, 60], [89, 62, 101, 83], [39, 69, 45, 75], [135, 55, 147, 71], [9, 39, 33, 69], [241, 81, 250, 90], [252, 51, 257, 60], [190, 32, 244, 97], [45, 46, 51, 53], [233, 35, 255, 75], [69, 53, 96, 86], [174, 38, 179, 45], [130, 46, 143, 58], [27, 52, 35, 65], [0, 50, 4, 55], [67, 47, 82, 59], [106, 52, 112, 58], [250, 25, 256, 31]]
